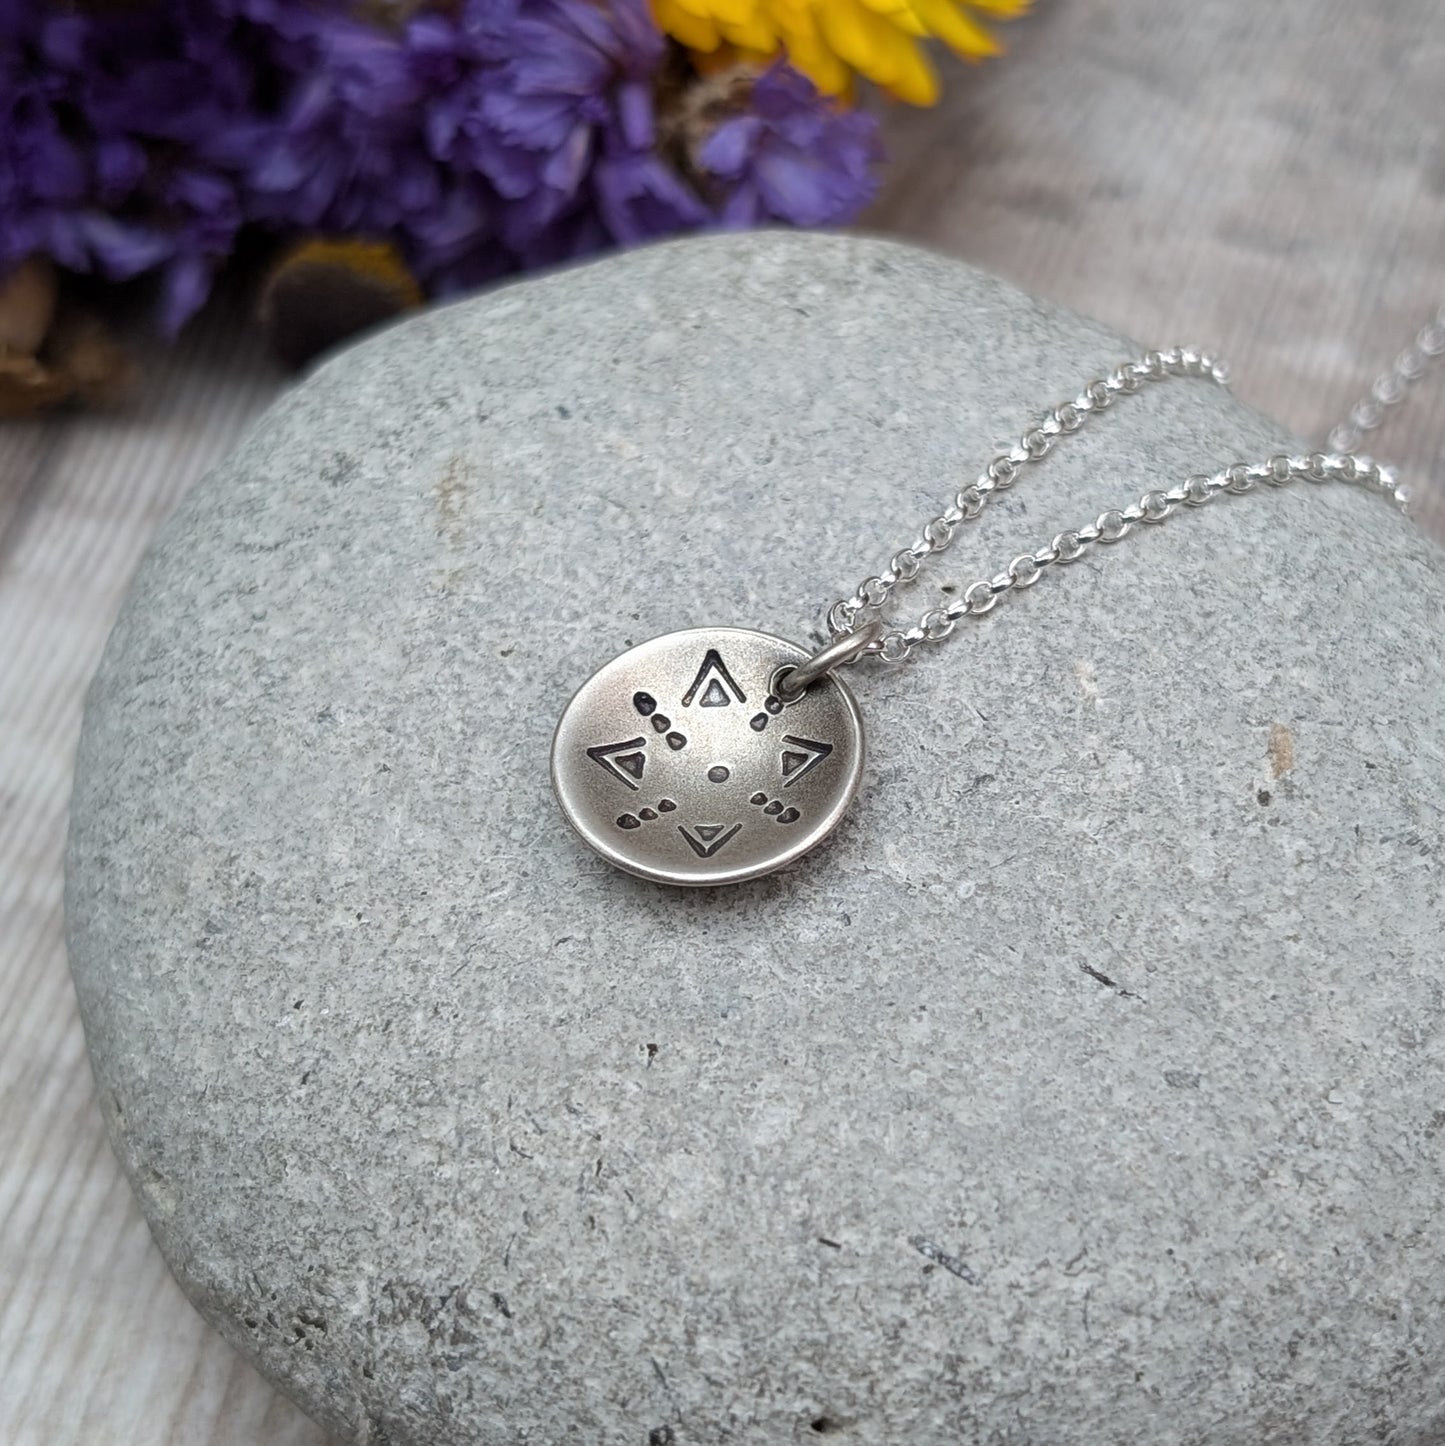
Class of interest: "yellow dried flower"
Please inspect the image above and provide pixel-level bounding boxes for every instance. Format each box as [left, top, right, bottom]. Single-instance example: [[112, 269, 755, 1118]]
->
[[651, 0, 1028, 106]]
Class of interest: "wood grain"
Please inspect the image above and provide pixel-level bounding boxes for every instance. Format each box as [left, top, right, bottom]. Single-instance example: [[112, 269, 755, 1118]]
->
[[867, 0, 1445, 529], [1, 3, 1441, 1440], [0, 306, 329, 1445]]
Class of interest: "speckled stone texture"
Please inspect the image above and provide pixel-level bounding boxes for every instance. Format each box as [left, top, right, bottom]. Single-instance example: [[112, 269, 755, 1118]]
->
[[66, 233, 1445, 1446]]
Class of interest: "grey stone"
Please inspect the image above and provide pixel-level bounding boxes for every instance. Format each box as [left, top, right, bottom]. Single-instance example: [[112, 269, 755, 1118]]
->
[[66, 233, 1445, 1446]]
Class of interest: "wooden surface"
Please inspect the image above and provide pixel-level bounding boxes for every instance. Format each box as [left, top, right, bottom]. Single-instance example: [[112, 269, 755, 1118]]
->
[[2, 3, 1442, 1441]]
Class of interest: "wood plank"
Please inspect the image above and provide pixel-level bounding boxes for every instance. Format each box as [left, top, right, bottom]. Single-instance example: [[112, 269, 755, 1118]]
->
[[867, 0, 1445, 531], [0, 309, 319, 1444]]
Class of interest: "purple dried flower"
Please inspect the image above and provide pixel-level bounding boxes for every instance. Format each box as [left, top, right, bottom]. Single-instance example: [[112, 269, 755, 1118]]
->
[[244, 14, 427, 231], [420, 0, 706, 273], [221, 5, 501, 295], [699, 64, 882, 228], [0, 14, 84, 275], [0, 0, 883, 333], [0, 0, 264, 329]]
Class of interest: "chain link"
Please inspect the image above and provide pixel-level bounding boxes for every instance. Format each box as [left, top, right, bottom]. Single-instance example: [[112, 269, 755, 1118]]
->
[[827, 327, 1441, 665], [1329, 304, 1445, 453]]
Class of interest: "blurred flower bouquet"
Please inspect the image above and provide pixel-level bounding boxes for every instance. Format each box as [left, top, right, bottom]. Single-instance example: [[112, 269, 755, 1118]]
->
[[0, 0, 1024, 409]]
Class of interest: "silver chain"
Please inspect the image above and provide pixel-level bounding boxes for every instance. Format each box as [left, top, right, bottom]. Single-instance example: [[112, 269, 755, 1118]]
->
[[1328, 304, 1445, 453], [828, 321, 1443, 666]]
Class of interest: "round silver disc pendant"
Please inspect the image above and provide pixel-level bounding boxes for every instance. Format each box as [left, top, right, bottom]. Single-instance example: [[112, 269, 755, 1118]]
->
[[551, 628, 865, 886]]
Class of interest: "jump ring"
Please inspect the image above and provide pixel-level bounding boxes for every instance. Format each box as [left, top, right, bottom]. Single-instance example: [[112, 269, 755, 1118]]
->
[[776, 621, 886, 700]]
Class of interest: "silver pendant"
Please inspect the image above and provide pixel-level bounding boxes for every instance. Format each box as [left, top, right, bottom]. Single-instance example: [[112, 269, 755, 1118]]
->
[[551, 627, 867, 886]]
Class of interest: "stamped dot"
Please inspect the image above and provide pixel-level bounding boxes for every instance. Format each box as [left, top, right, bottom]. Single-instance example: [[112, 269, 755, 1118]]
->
[[708, 765, 730, 784], [749, 713, 768, 732], [617, 814, 641, 830], [764, 694, 783, 716], [666, 732, 687, 750], [651, 714, 671, 733], [750, 792, 768, 806], [657, 798, 677, 812], [639, 807, 657, 821], [777, 807, 800, 824], [633, 692, 657, 717], [764, 800, 783, 816]]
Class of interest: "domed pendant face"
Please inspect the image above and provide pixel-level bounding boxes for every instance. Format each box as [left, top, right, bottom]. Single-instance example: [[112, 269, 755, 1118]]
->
[[551, 628, 865, 886]]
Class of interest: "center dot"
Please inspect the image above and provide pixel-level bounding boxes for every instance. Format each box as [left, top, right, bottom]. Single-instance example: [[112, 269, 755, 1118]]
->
[[707, 765, 730, 784]]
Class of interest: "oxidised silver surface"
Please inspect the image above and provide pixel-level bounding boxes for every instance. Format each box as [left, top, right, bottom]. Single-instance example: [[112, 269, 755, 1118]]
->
[[551, 628, 864, 886]]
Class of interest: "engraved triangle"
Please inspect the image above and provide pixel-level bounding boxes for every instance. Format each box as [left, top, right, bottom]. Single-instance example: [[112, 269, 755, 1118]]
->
[[681, 648, 746, 708], [586, 737, 647, 791], [780, 735, 833, 788], [678, 822, 742, 858]]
